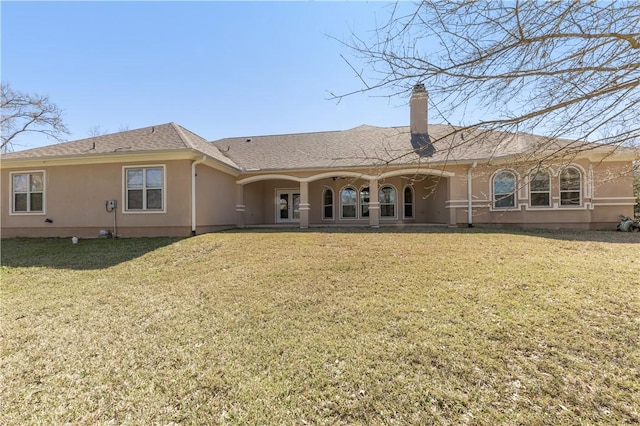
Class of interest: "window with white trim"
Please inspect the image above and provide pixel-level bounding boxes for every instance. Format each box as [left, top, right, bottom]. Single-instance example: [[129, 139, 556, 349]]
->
[[360, 187, 370, 217], [125, 166, 164, 211], [493, 171, 516, 208], [379, 185, 396, 218], [529, 170, 550, 207], [341, 186, 357, 218], [560, 167, 581, 206], [11, 171, 45, 213], [403, 185, 414, 219], [323, 188, 334, 219]]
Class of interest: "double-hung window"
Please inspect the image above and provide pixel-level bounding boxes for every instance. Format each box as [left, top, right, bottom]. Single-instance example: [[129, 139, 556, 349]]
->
[[11, 171, 45, 213], [125, 166, 165, 211], [379, 185, 396, 218], [529, 171, 551, 207], [560, 167, 581, 206], [493, 171, 516, 208], [341, 186, 357, 218]]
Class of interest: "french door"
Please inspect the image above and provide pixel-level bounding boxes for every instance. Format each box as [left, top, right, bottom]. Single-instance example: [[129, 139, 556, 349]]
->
[[276, 190, 300, 223]]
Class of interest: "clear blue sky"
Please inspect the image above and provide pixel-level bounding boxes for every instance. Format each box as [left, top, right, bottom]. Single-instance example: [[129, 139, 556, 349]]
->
[[2, 1, 418, 150]]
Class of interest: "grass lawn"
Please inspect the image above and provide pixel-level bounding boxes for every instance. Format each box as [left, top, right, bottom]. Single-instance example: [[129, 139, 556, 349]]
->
[[1, 228, 639, 425]]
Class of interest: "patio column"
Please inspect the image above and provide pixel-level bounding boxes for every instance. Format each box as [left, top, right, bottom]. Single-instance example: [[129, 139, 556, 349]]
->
[[369, 178, 380, 228], [299, 181, 310, 229], [236, 183, 245, 228]]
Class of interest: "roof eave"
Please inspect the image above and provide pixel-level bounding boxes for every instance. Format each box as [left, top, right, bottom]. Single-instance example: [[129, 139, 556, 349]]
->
[[0, 148, 242, 175]]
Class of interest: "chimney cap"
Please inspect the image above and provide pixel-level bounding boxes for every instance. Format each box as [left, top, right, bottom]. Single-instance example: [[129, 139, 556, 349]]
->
[[413, 83, 426, 93]]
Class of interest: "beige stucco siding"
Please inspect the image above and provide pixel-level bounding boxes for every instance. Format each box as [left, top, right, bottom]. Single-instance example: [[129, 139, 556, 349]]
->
[[455, 160, 635, 229], [195, 164, 238, 231], [2, 160, 193, 237], [242, 181, 267, 225]]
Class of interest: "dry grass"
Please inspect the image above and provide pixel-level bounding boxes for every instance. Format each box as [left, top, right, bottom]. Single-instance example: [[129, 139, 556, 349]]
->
[[1, 228, 639, 425]]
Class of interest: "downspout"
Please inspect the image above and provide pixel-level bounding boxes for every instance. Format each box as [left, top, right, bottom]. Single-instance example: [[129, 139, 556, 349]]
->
[[191, 156, 206, 236], [467, 162, 477, 227]]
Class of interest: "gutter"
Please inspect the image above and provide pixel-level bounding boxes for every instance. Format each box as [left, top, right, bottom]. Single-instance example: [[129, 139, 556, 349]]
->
[[191, 155, 207, 236], [467, 161, 477, 227]]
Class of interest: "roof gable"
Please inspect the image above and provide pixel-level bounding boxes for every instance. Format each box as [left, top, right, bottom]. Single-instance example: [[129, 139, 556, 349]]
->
[[1, 122, 240, 169]]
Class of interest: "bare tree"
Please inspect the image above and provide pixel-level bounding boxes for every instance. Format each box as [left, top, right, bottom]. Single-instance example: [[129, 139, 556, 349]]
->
[[635, 171, 640, 217], [335, 1, 640, 160], [1, 83, 69, 152], [88, 124, 130, 137], [87, 125, 109, 137]]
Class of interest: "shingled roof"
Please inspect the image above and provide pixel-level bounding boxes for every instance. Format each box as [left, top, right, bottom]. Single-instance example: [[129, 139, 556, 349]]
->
[[1, 122, 239, 169], [210, 124, 589, 171], [3, 122, 630, 172]]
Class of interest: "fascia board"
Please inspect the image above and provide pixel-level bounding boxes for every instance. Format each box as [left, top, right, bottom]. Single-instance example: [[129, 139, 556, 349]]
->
[[1, 149, 242, 175]]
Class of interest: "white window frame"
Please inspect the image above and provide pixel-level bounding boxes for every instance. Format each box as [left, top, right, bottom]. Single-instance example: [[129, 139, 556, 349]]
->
[[360, 186, 370, 218], [529, 170, 551, 208], [322, 187, 334, 220], [403, 185, 415, 219], [122, 165, 166, 213], [340, 185, 359, 220], [559, 166, 582, 207], [379, 184, 398, 219], [492, 170, 517, 209], [10, 170, 46, 215]]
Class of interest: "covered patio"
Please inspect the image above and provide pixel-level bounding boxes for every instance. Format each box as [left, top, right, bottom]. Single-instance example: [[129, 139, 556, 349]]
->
[[234, 168, 456, 228]]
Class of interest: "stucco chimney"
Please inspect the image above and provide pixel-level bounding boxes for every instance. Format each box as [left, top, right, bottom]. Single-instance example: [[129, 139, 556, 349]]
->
[[409, 83, 434, 156], [410, 83, 428, 135]]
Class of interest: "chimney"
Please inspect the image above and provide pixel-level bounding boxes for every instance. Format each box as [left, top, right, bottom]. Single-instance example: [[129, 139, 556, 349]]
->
[[409, 83, 434, 156], [410, 83, 428, 135]]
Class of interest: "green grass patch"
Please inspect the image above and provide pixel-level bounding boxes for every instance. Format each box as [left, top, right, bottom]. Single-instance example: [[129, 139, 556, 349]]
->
[[1, 228, 639, 424]]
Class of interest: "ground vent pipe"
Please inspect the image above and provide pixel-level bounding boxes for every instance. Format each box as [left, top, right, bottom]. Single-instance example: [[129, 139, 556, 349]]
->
[[191, 156, 206, 236], [467, 162, 477, 227]]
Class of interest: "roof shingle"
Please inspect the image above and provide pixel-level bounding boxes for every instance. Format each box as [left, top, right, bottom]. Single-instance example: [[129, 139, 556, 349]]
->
[[1, 122, 239, 169]]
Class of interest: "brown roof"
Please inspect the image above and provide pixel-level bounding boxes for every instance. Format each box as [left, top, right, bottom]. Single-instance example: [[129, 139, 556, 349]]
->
[[1, 123, 239, 169], [210, 124, 590, 171], [3, 122, 631, 172]]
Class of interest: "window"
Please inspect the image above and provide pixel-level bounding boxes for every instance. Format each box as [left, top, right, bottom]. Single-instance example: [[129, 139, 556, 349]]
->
[[341, 186, 357, 218], [380, 185, 396, 218], [529, 170, 550, 207], [493, 171, 516, 208], [125, 166, 164, 211], [322, 188, 333, 219], [560, 167, 581, 206], [360, 187, 370, 217], [403, 186, 414, 219], [11, 171, 44, 213]]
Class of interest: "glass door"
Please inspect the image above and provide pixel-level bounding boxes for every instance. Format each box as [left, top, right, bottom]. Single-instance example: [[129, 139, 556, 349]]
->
[[277, 190, 300, 223]]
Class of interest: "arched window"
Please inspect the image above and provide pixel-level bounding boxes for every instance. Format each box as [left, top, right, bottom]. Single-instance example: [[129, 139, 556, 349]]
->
[[341, 186, 357, 218], [379, 185, 396, 218], [360, 187, 370, 217], [560, 167, 581, 206], [529, 170, 550, 207], [493, 171, 516, 208], [403, 185, 414, 219], [323, 187, 333, 219]]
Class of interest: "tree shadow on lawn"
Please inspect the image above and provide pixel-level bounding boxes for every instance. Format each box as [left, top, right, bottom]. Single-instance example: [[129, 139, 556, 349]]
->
[[222, 225, 640, 244], [0, 237, 183, 270]]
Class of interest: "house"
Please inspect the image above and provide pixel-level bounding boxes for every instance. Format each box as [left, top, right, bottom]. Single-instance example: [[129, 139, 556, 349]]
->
[[1, 85, 637, 237]]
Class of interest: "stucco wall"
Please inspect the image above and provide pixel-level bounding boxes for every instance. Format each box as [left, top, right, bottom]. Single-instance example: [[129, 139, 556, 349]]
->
[[242, 181, 266, 225], [454, 160, 635, 229], [195, 164, 238, 230], [2, 160, 193, 237]]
